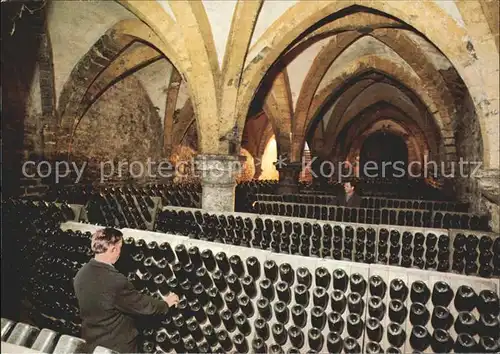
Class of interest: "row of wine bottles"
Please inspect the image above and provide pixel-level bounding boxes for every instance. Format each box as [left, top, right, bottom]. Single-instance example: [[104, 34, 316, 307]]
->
[[138, 326, 366, 354], [117, 238, 499, 353], [238, 178, 456, 204], [253, 201, 489, 231], [4, 195, 498, 353], [123, 242, 367, 354], [46, 183, 201, 208], [10, 207, 500, 354], [136, 326, 491, 354], [255, 193, 468, 212], [86, 192, 155, 230], [3, 199, 75, 226], [156, 209, 500, 278], [299, 177, 453, 200]]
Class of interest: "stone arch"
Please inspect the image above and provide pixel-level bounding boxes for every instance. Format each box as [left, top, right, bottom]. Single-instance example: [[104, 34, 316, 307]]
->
[[237, 148, 256, 182], [296, 56, 450, 162], [370, 28, 457, 130], [253, 123, 274, 179], [118, 4, 221, 155], [292, 31, 363, 141], [246, 12, 407, 161], [263, 97, 290, 158], [79, 45, 163, 120], [344, 119, 427, 171], [56, 19, 189, 156], [327, 82, 431, 143], [58, 25, 129, 127], [355, 128, 416, 177], [117, 1, 190, 74], [257, 123, 275, 162], [332, 104, 435, 164], [172, 100, 195, 148], [294, 31, 457, 147], [236, 1, 498, 167], [123, 0, 222, 153], [218, 0, 263, 151], [178, 113, 198, 151], [308, 122, 326, 159]]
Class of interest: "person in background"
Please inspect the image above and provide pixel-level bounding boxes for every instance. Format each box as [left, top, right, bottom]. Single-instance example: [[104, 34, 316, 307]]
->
[[73, 228, 179, 353], [340, 179, 362, 208]]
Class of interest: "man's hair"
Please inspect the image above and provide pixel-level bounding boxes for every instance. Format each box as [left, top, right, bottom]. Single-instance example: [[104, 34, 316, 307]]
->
[[91, 228, 123, 254]]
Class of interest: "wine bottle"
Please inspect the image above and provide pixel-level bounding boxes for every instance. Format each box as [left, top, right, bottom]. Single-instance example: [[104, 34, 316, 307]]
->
[[409, 325, 430, 351], [272, 323, 287, 346], [254, 317, 270, 340], [308, 328, 323, 352], [288, 325, 304, 349]]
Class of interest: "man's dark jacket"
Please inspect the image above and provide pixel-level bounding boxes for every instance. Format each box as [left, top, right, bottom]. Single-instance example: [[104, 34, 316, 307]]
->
[[73, 259, 170, 353], [339, 192, 362, 208]]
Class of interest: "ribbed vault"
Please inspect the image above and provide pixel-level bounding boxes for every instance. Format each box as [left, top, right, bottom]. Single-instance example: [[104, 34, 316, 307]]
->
[[239, 2, 492, 167], [346, 120, 424, 170], [316, 77, 445, 164], [335, 103, 435, 162], [55, 18, 192, 158], [49, 1, 497, 170], [10, 0, 498, 222], [242, 7, 486, 182]]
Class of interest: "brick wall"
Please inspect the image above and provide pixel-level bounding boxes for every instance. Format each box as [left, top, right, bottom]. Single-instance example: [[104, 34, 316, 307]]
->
[[2, 1, 47, 198], [17, 71, 165, 196], [66, 75, 164, 184], [446, 72, 484, 210]]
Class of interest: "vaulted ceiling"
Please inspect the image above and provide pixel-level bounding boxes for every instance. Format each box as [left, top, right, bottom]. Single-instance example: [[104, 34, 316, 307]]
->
[[25, 0, 500, 168]]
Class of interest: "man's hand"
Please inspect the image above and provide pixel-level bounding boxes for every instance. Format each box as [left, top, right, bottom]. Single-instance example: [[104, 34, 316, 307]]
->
[[163, 293, 180, 307]]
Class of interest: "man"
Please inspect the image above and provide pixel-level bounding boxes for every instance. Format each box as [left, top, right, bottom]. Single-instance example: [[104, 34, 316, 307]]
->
[[340, 180, 362, 208], [73, 228, 179, 353]]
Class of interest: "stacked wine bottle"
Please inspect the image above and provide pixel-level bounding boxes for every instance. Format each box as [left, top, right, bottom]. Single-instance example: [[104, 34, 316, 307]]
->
[[3, 200, 75, 288], [22, 228, 93, 336], [252, 201, 490, 231], [451, 230, 500, 278], [238, 178, 455, 202], [10, 207, 500, 354], [114, 235, 373, 354], [376, 228, 450, 271], [68, 224, 500, 353], [156, 208, 500, 278], [254, 194, 469, 212], [364, 263, 500, 354], [48, 183, 201, 209], [84, 190, 159, 230], [255, 193, 337, 206]]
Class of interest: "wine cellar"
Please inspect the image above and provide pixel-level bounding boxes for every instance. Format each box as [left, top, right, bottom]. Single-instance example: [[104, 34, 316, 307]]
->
[[2, 179, 500, 353], [2, 0, 500, 353]]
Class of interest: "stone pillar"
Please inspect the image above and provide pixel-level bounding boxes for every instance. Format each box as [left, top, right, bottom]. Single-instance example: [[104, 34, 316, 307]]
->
[[195, 154, 243, 212], [275, 161, 302, 195]]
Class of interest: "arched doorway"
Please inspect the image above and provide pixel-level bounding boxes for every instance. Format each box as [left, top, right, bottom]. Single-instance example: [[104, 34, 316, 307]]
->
[[360, 131, 408, 178], [259, 135, 279, 180]]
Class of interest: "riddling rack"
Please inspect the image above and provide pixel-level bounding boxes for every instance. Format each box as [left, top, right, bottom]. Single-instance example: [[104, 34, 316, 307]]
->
[[59, 221, 500, 354]]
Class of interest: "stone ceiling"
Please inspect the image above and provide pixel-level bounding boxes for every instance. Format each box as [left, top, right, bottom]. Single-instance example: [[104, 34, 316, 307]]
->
[[26, 0, 499, 169]]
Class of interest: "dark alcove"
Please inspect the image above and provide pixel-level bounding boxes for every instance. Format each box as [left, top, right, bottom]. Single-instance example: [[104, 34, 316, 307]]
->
[[360, 132, 408, 178]]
